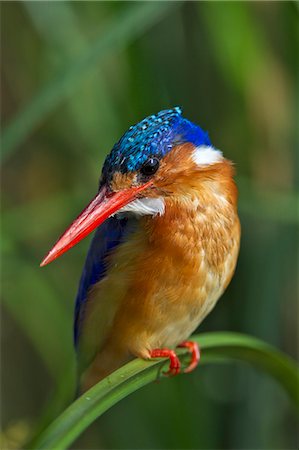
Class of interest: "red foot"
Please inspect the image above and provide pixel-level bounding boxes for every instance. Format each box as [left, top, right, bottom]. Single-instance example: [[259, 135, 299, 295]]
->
[[178, 341, 200, 373], [150, 348, 181, 376]]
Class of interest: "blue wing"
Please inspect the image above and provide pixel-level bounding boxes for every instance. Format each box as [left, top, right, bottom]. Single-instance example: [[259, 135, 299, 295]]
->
[[74, 216, 130, 346]]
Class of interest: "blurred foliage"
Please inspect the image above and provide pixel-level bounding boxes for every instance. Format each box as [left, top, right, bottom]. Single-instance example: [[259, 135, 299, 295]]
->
[[1, 2, 298, 449]]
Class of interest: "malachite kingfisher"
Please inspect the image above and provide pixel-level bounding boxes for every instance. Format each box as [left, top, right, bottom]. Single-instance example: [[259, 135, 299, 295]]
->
[[41, 107, 240, 391]]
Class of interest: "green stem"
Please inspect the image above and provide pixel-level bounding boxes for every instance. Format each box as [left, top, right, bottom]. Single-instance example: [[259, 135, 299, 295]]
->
[[31, 332, 299, 450]]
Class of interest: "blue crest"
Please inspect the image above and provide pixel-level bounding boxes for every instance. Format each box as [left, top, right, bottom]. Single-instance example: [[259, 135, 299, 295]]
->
[[102, 107, 211, 180]]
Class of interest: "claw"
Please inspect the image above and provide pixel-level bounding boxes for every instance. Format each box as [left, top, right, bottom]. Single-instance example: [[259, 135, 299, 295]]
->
[[150, 348, 181, 376], [178, 340, 200, 373]]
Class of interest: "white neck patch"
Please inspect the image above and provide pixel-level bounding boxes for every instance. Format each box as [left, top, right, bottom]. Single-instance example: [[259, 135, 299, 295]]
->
[[118, 197, 165, 217], [192, 145, 223, 166]]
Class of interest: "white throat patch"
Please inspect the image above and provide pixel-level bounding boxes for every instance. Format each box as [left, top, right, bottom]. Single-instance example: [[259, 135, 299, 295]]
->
[[118, 197, 165, 217], [192, 145, 223, 166]]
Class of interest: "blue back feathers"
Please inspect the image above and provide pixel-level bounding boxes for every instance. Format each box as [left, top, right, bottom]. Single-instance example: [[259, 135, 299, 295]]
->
[[74, 216, 139, 345], [102, 107, 211, 180], [74, 217, 130, 345]]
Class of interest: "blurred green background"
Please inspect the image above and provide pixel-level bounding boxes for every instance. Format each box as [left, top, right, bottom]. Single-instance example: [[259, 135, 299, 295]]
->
[[1, 1, 298, 449]]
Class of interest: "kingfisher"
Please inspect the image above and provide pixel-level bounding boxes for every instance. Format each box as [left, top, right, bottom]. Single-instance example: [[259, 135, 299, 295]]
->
[[41, 107, 240, 392]]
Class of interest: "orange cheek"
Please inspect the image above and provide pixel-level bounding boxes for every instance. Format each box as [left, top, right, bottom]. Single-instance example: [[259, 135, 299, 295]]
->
[[110, 172, 137, 191]]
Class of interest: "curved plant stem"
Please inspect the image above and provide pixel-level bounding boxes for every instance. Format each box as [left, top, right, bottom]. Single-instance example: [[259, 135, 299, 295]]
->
[[31, 332, 299, 450]]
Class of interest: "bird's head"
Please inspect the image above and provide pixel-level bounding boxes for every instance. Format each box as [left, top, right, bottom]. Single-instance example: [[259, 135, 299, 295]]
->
[[41, 107, 226, 266]]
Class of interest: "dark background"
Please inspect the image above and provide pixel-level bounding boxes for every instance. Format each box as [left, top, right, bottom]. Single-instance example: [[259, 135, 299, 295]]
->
[[1, 2, 298, 449]]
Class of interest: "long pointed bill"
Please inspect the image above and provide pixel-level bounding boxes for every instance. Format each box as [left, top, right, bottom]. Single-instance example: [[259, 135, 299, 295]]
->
[[40, 181, 152, 267]]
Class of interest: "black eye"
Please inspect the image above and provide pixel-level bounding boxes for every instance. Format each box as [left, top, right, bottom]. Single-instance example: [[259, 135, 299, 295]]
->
[[140, 157, 160, 176]]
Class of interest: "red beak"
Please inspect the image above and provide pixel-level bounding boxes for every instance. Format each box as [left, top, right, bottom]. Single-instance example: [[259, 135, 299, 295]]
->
[[40, 181, 152, 267]]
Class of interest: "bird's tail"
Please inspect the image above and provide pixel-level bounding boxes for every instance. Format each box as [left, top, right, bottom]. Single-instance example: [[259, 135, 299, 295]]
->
[[79, 344, 133, 393]]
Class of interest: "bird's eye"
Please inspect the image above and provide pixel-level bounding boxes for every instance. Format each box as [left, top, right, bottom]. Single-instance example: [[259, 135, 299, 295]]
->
[[140, 157, 160, 176]]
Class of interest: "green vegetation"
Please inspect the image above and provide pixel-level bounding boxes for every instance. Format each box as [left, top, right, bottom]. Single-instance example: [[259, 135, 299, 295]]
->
[[31, 333, 299, 450], [1, 2, 298, 449]]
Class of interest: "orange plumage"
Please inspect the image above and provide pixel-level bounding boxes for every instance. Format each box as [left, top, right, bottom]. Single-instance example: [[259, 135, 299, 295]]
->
[[78, 144, 240, 390], [41, 108, 240, 392]]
